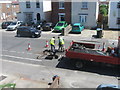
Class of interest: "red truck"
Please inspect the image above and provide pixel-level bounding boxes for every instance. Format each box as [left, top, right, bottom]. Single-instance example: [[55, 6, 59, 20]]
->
[[65, 39, 120, 69]]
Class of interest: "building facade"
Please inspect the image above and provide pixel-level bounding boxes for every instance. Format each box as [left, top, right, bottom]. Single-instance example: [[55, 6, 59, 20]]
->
[[0, 0, 19, 22], [51, 0, 71, 25], [108, 0, 120, 29], [17, 0, 51, 24], [51, 0, 99, 28], [72, 0, 99, 28]]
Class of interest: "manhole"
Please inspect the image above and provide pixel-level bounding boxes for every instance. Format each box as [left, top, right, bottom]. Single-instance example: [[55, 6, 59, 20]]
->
[[0, 75, 7, 81]]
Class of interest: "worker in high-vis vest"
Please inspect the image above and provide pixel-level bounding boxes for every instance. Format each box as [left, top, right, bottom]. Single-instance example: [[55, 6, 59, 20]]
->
[[58, 37, 65, 52], [50, 37, 55, 54]]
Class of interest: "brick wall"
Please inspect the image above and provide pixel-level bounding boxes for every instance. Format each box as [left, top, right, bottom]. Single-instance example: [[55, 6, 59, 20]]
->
[[0, 3, 19, 22], [51, 2, 71, 25]]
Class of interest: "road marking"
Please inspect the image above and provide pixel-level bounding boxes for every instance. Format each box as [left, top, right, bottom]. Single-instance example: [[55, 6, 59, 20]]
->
[[9, 51, 16, 53], [2, 54, 42, 62], [1, 59, 41, 67], [2, 50, 40, 56]]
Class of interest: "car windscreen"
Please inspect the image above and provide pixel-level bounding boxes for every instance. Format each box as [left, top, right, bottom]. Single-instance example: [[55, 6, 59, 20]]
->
[[56, 23, 64, 26], [10, 22, 17, 25], [30, 28, 37, 31], [73, 26, 79, 30]]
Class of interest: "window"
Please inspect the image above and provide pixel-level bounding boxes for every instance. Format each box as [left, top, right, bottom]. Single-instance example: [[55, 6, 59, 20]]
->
[[13, 5, 16, 8], [117, 2, 120, 8], [117, 18, 120, 24], [26, 1, 31, 8], [13, 12, 16, 16], [79, 15, 87, 23], [36, 1, 40, 8], [58, 13, 65, 21], [6, 4, 10, 8], [82, 2, 88, 9], [59, 1, 64, 9]]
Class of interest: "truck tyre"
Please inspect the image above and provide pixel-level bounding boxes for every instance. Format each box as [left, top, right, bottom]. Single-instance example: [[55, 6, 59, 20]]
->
[[75, 61, 84, 69]]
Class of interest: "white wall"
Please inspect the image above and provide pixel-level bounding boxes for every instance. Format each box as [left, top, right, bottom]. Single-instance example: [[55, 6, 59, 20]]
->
[[18, 0, 45, 23], [108, 1, 119, 29], [72, 1, 98, 28]]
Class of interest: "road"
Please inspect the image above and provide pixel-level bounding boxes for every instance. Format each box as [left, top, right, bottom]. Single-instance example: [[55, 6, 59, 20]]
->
[[0, 28, 119, 88]]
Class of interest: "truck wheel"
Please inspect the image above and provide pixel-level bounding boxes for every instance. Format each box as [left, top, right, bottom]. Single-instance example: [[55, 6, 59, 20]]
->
[[75, 61, 84, 69]]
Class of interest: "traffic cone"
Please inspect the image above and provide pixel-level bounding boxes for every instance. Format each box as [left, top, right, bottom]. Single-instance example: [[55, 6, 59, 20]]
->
[[102, 42, 105, 51], [70, 40, 74, 45], [27, 43, 31, 51], [45, 40, 49, 48]]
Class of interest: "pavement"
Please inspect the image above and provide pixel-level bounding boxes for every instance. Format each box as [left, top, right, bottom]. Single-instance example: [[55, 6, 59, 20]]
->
[[1, 59, 119, 88], [0, 74, 49, 88]]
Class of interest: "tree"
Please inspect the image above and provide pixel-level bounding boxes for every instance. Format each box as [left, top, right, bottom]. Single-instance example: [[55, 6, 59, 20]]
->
[[99, 4, 108, 16]]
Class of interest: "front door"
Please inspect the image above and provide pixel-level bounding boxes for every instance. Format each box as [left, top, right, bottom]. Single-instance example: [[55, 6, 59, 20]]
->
[[37, 13, 41, 23]]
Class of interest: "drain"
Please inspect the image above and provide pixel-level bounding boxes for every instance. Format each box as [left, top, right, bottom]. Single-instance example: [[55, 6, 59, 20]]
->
[[0, 75, 7, 81]]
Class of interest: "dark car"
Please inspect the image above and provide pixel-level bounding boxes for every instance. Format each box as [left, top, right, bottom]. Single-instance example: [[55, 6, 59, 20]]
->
[[42, 22, 53, 31], [96, 84, 120, 90], [1, 21, 13, 29], [16, 26, 41, 38]]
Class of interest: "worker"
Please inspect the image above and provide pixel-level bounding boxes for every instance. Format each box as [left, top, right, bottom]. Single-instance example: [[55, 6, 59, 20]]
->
[[58, 37, 65, 52], [50, 37, 56, 55]]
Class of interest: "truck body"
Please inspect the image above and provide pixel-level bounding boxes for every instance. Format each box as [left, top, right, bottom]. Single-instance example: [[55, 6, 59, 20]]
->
[[65, 41, 120, 69]]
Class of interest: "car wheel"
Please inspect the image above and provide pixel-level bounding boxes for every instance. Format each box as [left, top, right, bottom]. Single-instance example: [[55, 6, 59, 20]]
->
[[31, 34, 35, 38], [75, 61, 84, 69]]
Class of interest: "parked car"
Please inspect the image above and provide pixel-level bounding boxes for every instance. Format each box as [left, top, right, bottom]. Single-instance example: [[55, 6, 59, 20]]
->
[[42, 22, 53, 31], [53, 21, 68, 32], [16, 26, 41, 38], [1, 21, 13, 29], [71, 23, 84, 33], [7, 21, 23, 31], [96, 84, 120, 90]]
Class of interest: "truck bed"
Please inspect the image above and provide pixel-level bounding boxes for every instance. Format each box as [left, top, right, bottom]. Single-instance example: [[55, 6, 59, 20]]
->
[[66, 42, 120, 65], [69, 48, 107, 56]]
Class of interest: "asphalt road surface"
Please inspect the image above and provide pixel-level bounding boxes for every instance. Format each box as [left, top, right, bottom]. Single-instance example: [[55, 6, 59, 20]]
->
[[0, 28, 119, 88]]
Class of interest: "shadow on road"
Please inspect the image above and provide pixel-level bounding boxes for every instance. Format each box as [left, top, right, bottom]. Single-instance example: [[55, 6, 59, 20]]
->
[[56, 57, 120, 77]]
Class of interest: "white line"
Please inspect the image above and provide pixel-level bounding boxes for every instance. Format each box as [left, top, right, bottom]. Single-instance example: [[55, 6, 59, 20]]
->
[[9, 51, 16, 53], [2, 54, 42, 62], [3, 50, 8, 52], [1, 59, 41, 67], [2, 50, 41, 55]]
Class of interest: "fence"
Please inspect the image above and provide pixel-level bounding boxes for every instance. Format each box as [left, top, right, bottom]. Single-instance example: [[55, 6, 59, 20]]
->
[[61, 24, 72, 36]]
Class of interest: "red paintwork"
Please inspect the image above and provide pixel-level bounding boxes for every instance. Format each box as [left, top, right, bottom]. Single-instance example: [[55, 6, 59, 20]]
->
[[66, 42, 120, 65]]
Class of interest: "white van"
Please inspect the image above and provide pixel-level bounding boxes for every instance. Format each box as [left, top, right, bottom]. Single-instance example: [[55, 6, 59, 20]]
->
[[7, 21, 23, 31]]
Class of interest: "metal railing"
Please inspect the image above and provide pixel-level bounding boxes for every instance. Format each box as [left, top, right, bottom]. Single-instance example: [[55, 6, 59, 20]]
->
[[61, 24, 72, 36]]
